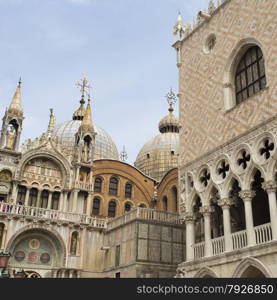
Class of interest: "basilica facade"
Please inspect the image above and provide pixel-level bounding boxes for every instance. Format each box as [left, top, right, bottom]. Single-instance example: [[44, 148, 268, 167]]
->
[[0, 75, 182, 277]]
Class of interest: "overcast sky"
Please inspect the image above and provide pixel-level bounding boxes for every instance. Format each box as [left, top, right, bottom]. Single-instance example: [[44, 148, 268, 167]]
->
[[0, 0, 210, 164]]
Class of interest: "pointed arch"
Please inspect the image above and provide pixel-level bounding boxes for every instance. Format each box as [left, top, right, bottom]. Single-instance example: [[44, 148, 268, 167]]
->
[[194, 266, 218, 278], [244, 164, 266, 190], [232, 257, 272, 278]]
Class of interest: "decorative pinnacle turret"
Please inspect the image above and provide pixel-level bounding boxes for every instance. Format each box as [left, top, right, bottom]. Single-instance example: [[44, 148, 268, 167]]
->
[[8, 78, 23, 116], [47, 108, 56, 136], [120, 146, 128, 162], [80, 97, 93, 132], [165, 88, 177, 113]]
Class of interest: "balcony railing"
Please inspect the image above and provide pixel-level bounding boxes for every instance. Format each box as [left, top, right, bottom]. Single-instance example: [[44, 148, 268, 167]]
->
[[106, 207, 181, 231], [0, 202, 107, 228], [231, 230, 247, 250], [212, 236, 225, 255], [192, 223, 273, 260], [74, 181, 93, 191], [255, 223, 272, 245], [194, 242, 205, 259]]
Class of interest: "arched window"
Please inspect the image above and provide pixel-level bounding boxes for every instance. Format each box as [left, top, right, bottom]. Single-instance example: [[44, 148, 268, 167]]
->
[[51, 192, 60, 210], [109, 177, 118, 196], [70, 231, 78, 255], [162, 196, 168, 211], [125, 183, 132, 198], [172, 186, 178, 212], [17, 186, 26, 205], [40, 190, 49, 208], [94, 177, 102, 193], [29, 188, 38, 207], [124, 202, 132, 213], [108, 200, 116, 217], [92, 197, 101, 216], [235, 46, 266, 104]]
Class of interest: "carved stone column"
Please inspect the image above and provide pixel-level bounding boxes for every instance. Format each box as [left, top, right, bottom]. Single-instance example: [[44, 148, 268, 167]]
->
[[184, 212, 195, 261], [239, 190, 256, 246], [11, 182, 18, 204], [86, 192, 93, 216], [218, 198, 233, 252], [200, 205, 214, 257], [72, 189, 79, 212], [47, 192, 53, 210], [37, 190, 42, 208], [262, 181, 277, 240], [24, 187, 31, 206]]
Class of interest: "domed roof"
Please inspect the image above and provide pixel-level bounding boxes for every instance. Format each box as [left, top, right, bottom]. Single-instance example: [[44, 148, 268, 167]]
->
[[135, 100, 180, 182], [135, 132, 179, 181], [53, 120, 119, 160]]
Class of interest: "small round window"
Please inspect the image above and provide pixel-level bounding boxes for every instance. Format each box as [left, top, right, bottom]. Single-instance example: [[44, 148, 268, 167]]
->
[[204, 34, 216, 54]]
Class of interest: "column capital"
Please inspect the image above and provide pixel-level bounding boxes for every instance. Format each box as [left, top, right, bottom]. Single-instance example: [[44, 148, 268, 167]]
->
[[218, 198, 234, 208], [239, 190, 256, 201], [200, 205, 214, 216], [184, 212, 194, 223], [262, 181, 277, 193]]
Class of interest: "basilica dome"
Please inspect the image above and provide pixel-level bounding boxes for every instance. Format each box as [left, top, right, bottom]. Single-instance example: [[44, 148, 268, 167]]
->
[[134, 104, 180, 182], [53, 120, 119, 160]]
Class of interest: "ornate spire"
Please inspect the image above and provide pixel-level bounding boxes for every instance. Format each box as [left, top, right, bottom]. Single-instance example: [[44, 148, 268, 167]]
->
[[120, 146, 128, 162], [8, 78, 23, 117], [73, 75, 91, 120], [80, 97, 93, 132], [47, 108, 56, 136]]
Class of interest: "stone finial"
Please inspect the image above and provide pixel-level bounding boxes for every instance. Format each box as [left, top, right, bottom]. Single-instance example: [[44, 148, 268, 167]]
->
[[173, 12, 186, 40], [8, 79, 23, 116]]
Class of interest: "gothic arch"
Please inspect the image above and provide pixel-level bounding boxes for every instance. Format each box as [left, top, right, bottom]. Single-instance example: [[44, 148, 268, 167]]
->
[[232, 257, 272, 278], [243, 164, 266, 190], [5, 224, 67, 266], [223, 37, 266, 110], [194, 266, 218, 278]]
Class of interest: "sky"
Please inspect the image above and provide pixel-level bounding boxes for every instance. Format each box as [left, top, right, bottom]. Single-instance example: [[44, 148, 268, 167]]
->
[[0, 0, 210, 164]]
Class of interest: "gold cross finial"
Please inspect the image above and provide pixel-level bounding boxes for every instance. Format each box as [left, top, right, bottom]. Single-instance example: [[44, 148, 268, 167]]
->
[[76, 74, 91, 98]]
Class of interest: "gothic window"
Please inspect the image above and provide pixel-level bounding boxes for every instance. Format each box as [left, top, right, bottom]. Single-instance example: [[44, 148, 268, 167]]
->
[[29, 188, 38, 207], [125, 183, 132, 198], [162, 196, 168, 211], [235, 46, 266, 104], [17, 186, 26, 205], [124, 202, 132, 213], [109, 177, 118, 196], [70, 231, 78, 255], [51, 192, 60, 210], [108, 200, 116, 217], [92, 197, 100, 216], [94, 177, 102, 193], [40, 190, 49, 208]]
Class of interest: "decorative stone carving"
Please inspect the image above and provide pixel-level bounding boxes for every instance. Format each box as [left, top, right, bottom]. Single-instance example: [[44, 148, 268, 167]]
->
[[262, 181, 277, 193], [200, 205, 214, 215], [239, 190, 256, 201], [218, 198, 234, 208]]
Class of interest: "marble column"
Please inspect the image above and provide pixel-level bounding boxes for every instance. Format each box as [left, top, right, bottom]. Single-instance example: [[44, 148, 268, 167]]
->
[[218, 198, 233, 252], [11, 182, 18, 204], [86, 193, 93, 215], [185, 212, 195, 261], [200, 205, 213, 257], [239, 190, 256, 246], [72, 189, 79, 212], [37, 190, 42, 208], [24, 187, 31, 206], [47, 192, 53, 210], [262, 181, 277, 241]]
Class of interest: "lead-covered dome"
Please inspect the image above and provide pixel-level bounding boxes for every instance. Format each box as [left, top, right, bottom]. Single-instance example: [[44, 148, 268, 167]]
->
[[53, 120, 119, 160], [135, 102, 180, 182]]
